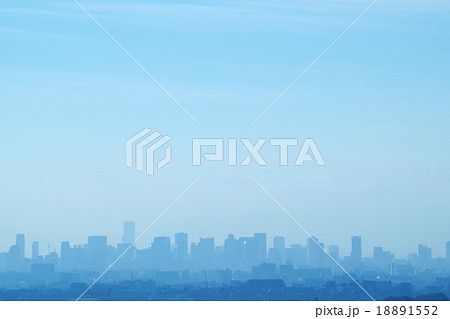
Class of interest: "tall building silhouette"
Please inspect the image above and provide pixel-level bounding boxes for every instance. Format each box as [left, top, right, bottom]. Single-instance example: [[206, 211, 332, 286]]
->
[[192, 237, 214, 268], [351, 236, 362, 264], [254, 233, 267, 263], [307, 236, 324, 266], [87, 236, 108, 270], [268, 236, 286, 264], [329, 245, 339, 261], [60, 241, 71, 269], [286, 244, 307, 266], [3, 224, 450, 302], [175, 233, 188, 263], [31, 241, 39, 260], [274, 236, 286, 264], [418, 244, 432, 264], [151, 237, 171, 268], [122, 221, 135, 244], [16, 234, 25, 260], [224, 234, 242, 268], [240, 237, 258, 267], [88, 236, 107, 250], [373, 246, 394, 271]]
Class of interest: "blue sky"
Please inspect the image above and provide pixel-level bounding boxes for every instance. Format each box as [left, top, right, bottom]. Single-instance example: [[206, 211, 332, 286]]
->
[[0, 0, 449, 258]]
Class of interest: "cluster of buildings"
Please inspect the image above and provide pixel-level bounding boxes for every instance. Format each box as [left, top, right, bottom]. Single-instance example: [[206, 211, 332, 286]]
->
[[0, 222, 449, 300]]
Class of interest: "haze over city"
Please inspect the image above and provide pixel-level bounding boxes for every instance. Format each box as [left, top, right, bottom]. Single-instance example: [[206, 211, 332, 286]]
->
[[2, 221, 450, 301], [1, 0, 449, 266]]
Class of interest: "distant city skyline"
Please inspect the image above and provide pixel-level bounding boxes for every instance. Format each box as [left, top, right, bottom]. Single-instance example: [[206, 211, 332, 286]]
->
[[1, 0, 449, 295], [4, 219, 450, 259], [2, 221, 450, 301], [3, 221, 450, 261]]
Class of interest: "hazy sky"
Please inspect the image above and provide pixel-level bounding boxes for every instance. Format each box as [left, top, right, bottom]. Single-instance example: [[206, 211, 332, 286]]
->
[[1, 0, 449, 258]]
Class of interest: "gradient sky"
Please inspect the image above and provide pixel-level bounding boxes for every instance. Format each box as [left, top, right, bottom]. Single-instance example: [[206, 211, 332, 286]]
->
[[1, 0, 449, 258]]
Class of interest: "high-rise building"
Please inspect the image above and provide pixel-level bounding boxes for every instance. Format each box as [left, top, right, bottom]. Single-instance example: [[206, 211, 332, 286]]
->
[[191, 237, 215, 268], [274, 236, 285, 250], [329, 245, 339, 261], [87, 236, 108, 270], [254, 233, 267, 263], [151, 237, 171, 268], [351, 236, 362, 264], [117, 242, 136, 266], [60, 241, 71, 269], [31, 241, 39, 260], [224, 234, 242, 268], [199, 237, 215, 258], [240, 237, 258, 267], [88, 236, 107, 251], [122, 221, 135, 244], [274, 236, 286, 264], [16, 234, 25, 259], [175, 233, 188, 262], [418, 244, 431, 264], [307, 236, 324, 266], [373, 246, 394, 271], [286, 244, 307, 266]]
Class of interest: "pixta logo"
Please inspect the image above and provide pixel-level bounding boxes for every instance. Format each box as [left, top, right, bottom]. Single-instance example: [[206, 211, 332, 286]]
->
[[126, 128, 172, 176], [126, 130, 325, 176], [192, 138, 325, 166]]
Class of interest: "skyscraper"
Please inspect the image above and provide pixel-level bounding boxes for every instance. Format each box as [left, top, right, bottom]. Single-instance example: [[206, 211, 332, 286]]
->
[[307, 236, 324, 266], [15, 234, 25, 260], [191, 237, 215, 268], [87, 236, 108, 270], [329, 245, 339, 261], [31, 241, 39, 260], [60, 241, 71, 269], [242, 237, 258, 267], [285, 244, 307, 266], [254, 233, 267, 263], [418, 244, 431, 264], [88, 236, 107, 250], [200, 237, 215, 253], [373, 246, 394, 271], [151, 237, 171, 268], [274, 236, 286, 264], [351, 236, 362, 264], [175, 233, 188, 262], [122, 221, 135, 244], [224, 234, 242, 268]]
